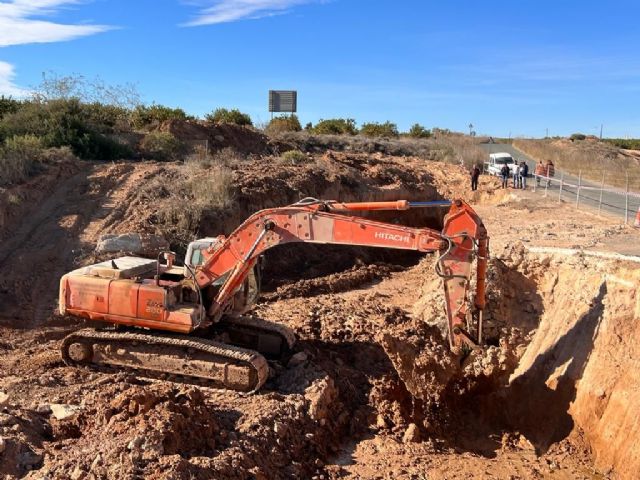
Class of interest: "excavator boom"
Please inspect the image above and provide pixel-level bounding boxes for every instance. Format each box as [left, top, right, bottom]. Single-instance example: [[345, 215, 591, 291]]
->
[[195, 198, 488, 349]]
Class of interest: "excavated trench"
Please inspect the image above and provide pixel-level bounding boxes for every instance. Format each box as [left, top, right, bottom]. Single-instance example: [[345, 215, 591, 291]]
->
[[368, 245, 640, 478], [255, 243, 640, 478]]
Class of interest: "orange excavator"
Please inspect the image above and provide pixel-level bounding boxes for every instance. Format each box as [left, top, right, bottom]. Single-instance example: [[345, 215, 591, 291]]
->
[[58, 198, 488, 392]]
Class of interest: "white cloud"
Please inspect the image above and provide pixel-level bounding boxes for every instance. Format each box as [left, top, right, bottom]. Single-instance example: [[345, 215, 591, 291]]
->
[[184, 0, 317, 26], [0, 1, 110, 97], [0, 61, 29, 96], [0, 0, 110, 47]]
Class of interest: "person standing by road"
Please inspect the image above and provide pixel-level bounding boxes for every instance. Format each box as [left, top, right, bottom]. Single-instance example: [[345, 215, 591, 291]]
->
[[545, 160, 555, 187], [500, 164, 510, 189], [535, 160, 545, 186], [470, 164, 481, 191], [520, 160, 528, 189], [513, 162, 520, 188]]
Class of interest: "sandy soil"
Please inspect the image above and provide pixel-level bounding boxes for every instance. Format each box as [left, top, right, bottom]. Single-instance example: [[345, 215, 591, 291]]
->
[[0, 153, 638, 479]]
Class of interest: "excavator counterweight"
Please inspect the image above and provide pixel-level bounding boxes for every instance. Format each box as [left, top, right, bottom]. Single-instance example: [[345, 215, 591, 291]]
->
[[59, 198, 488, 392]]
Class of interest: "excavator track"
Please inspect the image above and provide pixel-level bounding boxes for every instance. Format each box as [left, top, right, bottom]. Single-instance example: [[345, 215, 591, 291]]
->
[[217, 315, 296, 359], [61, 329, 269, 393]]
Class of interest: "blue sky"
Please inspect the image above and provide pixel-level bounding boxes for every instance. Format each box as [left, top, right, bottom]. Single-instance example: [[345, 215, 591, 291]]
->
[[1, 0, 639, 138]]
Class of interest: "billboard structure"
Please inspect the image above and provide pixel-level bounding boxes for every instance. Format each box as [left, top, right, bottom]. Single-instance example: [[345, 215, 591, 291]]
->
[[269, 90, 297, 115]]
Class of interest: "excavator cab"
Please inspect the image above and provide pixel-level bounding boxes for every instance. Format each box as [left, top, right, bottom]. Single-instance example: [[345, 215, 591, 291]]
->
[[185, 238, 262, 313]]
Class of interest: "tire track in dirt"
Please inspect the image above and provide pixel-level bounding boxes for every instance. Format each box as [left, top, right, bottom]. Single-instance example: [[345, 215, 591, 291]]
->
[[0, 162, 145, 327]]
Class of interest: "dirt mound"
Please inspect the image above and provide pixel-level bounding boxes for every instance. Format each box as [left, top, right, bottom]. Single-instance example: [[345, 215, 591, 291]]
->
[[0, 405, 49, 478], [158, 119, 272, 156], [380, 321, 457, 404], [40, 383, 217, 479]]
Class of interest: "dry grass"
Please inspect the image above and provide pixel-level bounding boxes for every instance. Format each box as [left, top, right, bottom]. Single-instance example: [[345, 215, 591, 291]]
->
[[513, 139, 640, 189], [279, 150, 309, 165], [0, 137, 76, 187], [0, 135, 45, 186], [276, 131, 486, 167], [144, 153, 235, 248], [430, 135, 487, 168]]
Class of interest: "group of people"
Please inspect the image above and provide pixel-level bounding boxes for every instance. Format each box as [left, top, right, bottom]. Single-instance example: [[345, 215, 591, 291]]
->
[[499, 160, 529, 189], [470, 158, 556, 191]]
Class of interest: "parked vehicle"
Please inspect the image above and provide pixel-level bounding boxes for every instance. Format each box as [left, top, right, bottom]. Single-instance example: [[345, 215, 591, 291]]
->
[[485, 153, 517, 176]]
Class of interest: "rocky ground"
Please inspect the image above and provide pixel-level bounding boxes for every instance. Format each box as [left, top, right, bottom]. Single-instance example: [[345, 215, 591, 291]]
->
[[0, 152, 639, 479]]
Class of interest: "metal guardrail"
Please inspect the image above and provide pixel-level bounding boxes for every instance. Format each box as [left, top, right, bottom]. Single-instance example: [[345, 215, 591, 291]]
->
[[532, 172, 640, 225]]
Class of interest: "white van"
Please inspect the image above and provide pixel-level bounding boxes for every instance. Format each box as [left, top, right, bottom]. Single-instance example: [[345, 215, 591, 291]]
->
[[485, 153, 517, 176]]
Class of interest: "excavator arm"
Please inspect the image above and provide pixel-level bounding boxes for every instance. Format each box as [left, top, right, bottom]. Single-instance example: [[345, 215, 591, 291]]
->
[[194, 198, 488, 350]]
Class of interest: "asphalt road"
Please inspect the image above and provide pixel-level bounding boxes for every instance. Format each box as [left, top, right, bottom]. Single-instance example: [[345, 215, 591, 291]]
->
[[480, 143, 640, 222]]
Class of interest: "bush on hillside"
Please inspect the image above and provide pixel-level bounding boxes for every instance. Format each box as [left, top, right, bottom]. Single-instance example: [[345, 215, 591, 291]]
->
[[408, 123, 431, 138], [0, 99, 132, 160], [140, 131, 185, 161], [83, 102, 131, 132], [280, 150, 308, 165], [0, 96, 21, 120], [131, 104, 191, 129], [265, 114, 302, 135], [570, 133, 586, 141], [360, 121, 399, 138], [205, 108, 252, 126], [0, 135, 45, 186], [311, 118, 357, 135]]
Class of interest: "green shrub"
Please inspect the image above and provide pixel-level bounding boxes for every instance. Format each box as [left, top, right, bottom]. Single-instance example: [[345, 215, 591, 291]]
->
[[265, 114, 302, 135], [280, 150, 308, 164], [360, 121, 399, 138], [0, 101, 48, 140], [141, 131, 185, 161], [0, 135, 45, 186], [205, 108, 252, 126], [311, 118, 357, 135], [0, 99, 132, 160], [570, 133, 586, 141], [408, 123, 431, 138], [131, 104, 191, 129], [83, 102, 130, 132], [0, 96, 22, 120]]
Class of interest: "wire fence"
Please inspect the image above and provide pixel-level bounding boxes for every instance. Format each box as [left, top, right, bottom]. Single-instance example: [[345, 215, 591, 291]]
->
[[531, 168, 640, 226]]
